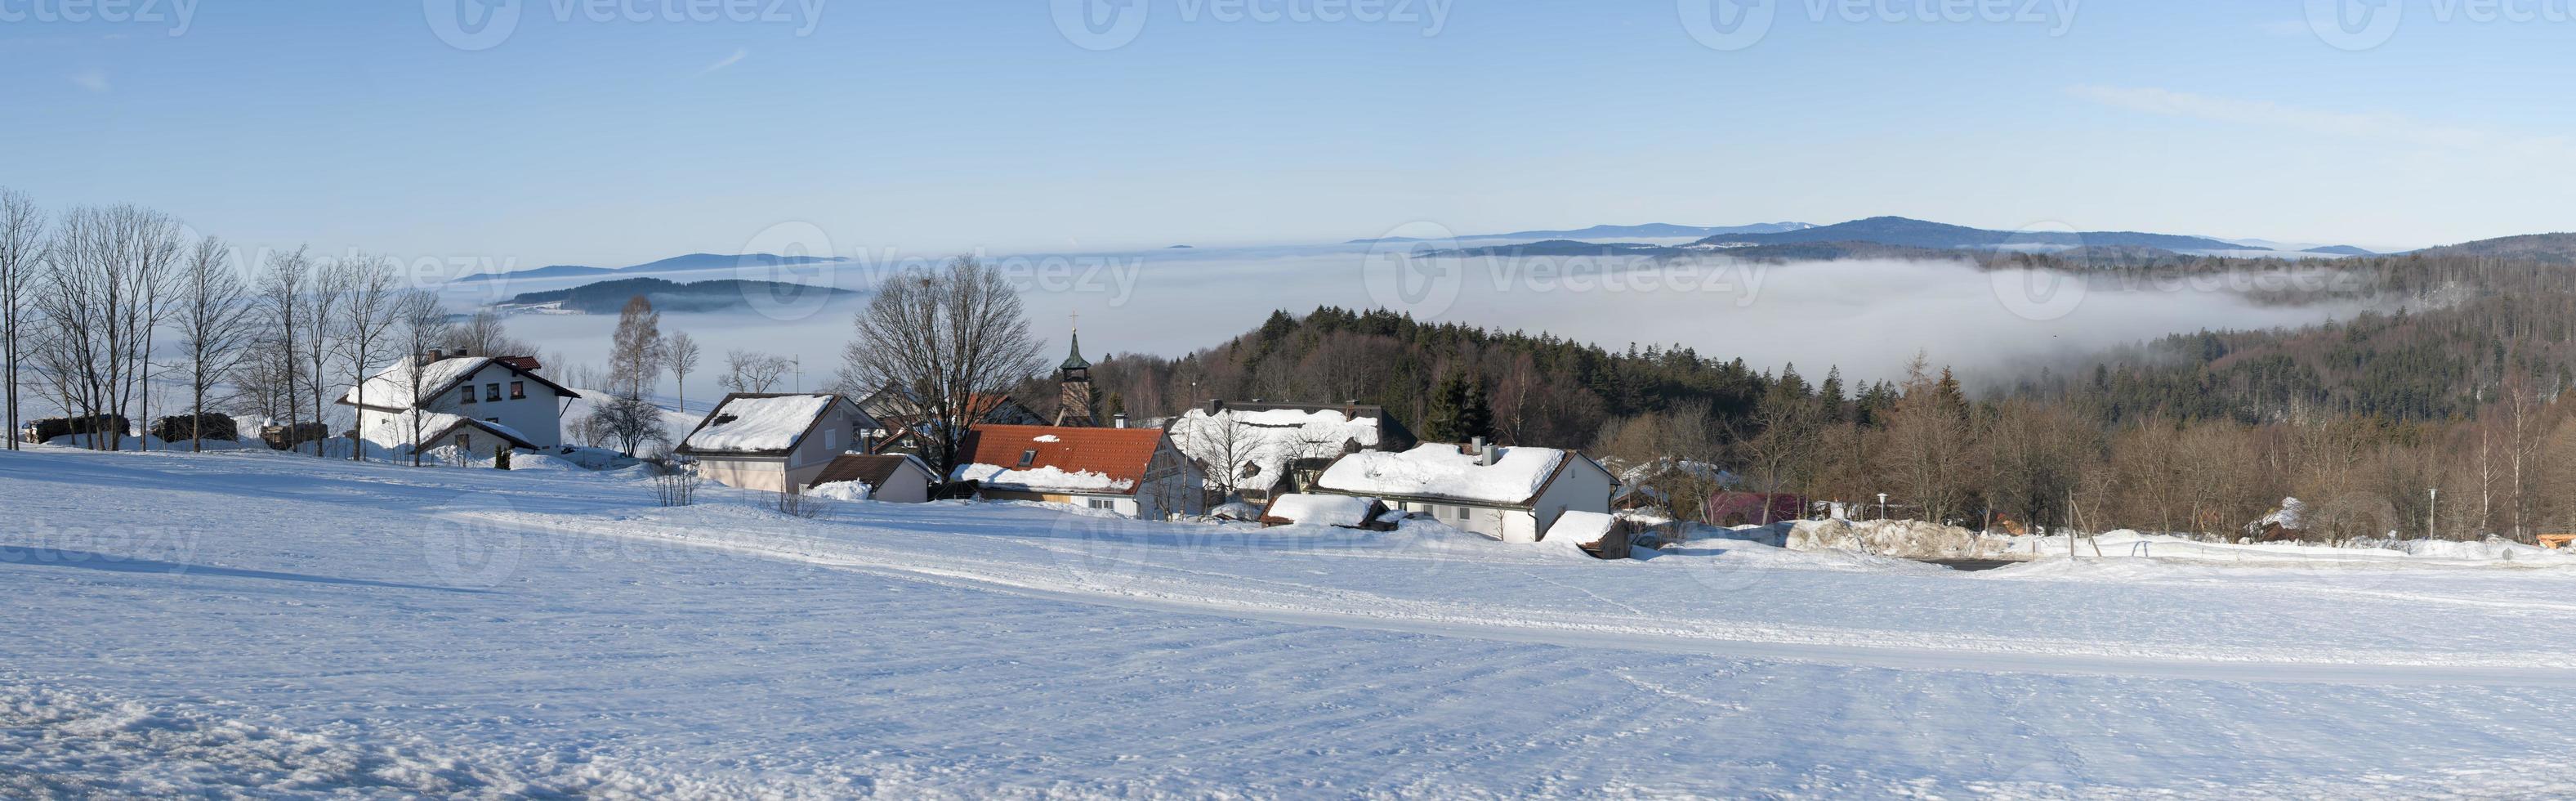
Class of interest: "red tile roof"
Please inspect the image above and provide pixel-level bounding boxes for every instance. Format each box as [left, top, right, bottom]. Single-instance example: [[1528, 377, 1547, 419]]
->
[[957, 425, 1167, 491]]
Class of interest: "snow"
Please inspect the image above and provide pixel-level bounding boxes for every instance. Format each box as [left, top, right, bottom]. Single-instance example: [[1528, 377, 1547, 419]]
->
[[1314, 443, 1565, 505], [1261, 494, 1377, 528], [950, 463, 1133, 494], [1168, 406, 1382, 488], [680, 395, 833, 454], [1787, 518, 1989, 559], [1031, 434, 1060, 443], [1543, 509, 1618, 543], [16, 446, 2576, 797], [806, 479, 873, 502]]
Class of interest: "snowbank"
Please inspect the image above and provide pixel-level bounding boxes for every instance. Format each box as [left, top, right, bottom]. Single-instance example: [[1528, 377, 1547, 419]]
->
[[1544, 510, 1619, 544], [1787, 518, 1989, 560], [1315, 443, 1565, 504], [682, 395, 833, 453], [808, 480, 874, 502]]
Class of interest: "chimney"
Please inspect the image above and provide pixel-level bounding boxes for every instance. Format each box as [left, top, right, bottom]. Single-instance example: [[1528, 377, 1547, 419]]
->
[[1467, 436, 1486, 455], [455, 346, 470, 357], [421, 348, 443, 365], [1204, 399, 1223, 415], [1480, 442, 1501, 467], [1114, 412, 1129, 428]]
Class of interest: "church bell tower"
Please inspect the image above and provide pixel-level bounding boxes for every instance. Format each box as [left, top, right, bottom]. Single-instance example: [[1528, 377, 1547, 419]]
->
[[1055, 321, 1097, 427]]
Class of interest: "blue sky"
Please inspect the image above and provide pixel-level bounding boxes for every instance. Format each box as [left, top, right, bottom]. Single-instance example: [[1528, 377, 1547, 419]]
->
[[4, 1, 2572, 266]]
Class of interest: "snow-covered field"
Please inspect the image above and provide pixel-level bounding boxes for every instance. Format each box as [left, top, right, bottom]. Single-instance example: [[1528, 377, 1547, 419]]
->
[[9, 446, 2576, 798]]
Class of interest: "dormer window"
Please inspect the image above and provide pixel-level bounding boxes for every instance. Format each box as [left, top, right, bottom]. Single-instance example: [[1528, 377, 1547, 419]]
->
[[1017, 450, 1037, 468]]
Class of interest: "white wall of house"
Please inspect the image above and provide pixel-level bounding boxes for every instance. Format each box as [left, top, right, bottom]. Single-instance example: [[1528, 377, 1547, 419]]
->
[[1529, 458, 1620, 540], [869, 463, 935, 503]]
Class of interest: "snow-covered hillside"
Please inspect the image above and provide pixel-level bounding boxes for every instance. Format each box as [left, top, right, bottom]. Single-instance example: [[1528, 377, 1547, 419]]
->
[[9, 446, 2576, 798]]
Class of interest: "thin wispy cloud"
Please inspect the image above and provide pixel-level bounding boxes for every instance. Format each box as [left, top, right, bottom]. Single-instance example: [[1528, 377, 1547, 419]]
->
[[69, 68, 110, 92], [698, 49, 748, 76], [2067, 85, 2572, 157]]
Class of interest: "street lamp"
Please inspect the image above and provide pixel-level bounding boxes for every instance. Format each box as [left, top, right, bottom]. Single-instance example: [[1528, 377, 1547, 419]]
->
[[1877, 493, 1888, 521], [2428, 487, 2439, 541]]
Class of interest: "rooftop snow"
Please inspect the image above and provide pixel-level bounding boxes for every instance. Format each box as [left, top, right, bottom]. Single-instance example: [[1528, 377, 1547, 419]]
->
[[683, 395, 837, 454], [342, 357, 493, 409], [1169, 407, 1382, 486], [1263, 494, 1379, 528], [952, 463, 1136, 494], [1315, 444, 1567, 506]]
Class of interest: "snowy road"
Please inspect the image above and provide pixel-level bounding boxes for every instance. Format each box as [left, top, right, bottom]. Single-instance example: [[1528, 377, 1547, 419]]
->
[[7, 447, 2576, 798]]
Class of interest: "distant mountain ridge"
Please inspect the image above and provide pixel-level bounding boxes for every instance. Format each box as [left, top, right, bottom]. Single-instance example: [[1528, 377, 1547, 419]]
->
[[496, 276, 853, 315], [2412, 233, 2576, 265], [466, 253, 851, 280], [1690, 217, 2261, 252], [1349, 222, 1813, 244]]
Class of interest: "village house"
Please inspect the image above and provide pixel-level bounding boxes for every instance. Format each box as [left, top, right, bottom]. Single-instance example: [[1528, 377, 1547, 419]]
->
[[673, 392, 881, 493], [340, 350, 580, 458], [951, 423, 1203, 519], [806, 453, 940, 503], [1311, 439, 1620, 544], [1166, 400, 1419, 504]]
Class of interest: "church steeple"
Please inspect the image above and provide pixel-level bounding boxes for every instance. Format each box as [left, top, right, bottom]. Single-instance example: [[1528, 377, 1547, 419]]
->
[[1055, 316, 1097, 427]]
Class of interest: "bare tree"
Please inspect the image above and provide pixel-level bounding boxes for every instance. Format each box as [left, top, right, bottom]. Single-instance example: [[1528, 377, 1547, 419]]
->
[[29, 204, 184, 451], [391, 291, 451, 466], [337, 255, 401, 461], [607, 295, 662, 400], [0, 189, 43, 449], [172, 235, 257, 452], [835, 257, 1043, 477], [257, 248, 311, 452], [298, 256, 354, 454], [720, 349, 793, 394], [446, 309, 534, 357], [664, 330, 701, 410]]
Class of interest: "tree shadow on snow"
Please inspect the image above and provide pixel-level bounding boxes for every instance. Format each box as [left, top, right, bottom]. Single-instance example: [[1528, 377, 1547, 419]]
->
[[0, 548, 497, 594]]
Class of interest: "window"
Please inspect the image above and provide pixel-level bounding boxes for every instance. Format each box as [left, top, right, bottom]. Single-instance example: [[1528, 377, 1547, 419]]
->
[[484, 383, 501, 402], [1017, 450, 1037, 468], [1455, 506, 1470, 521], [1088, 499, 1116, 510], [460, 387, 477, 404], [509, 381, 525, 400]]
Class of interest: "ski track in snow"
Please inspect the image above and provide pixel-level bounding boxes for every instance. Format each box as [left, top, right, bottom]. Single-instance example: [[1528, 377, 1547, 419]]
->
[[9, 445, 2576, 798]]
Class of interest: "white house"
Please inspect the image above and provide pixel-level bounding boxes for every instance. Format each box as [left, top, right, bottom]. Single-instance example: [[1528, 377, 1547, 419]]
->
[[340, 351, 580, 457], [951, 424, 1203, 520], [673, 393, 881, 493], [1166, 400, 1419, 504], [806, 454, 939, 503], [1311, 441, 1620, 544]]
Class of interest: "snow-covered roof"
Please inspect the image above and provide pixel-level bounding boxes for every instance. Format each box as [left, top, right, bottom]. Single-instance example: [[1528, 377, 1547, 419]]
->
[[340, 356, 577, 409], [1315, 444, 1569, 507], [681, 394, 842, 455], [950, 425, 1170, 497], [1544, 511, 1619, 544], [342, 357, 493, 409], [1261, 494, 1382, 528], [1168, 406, 1385, 488], [951, 463, 1136, 494]]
